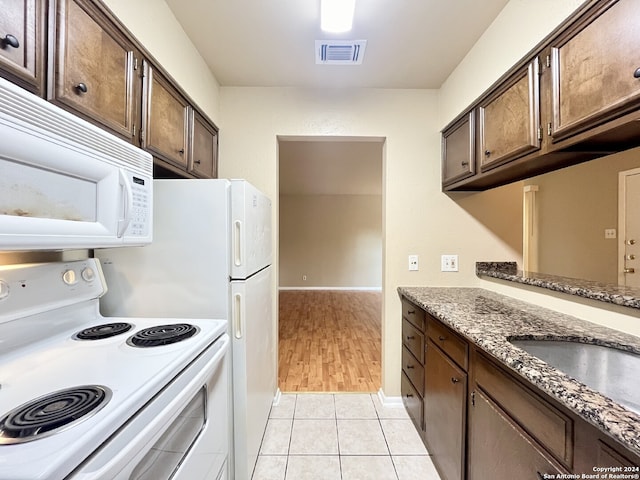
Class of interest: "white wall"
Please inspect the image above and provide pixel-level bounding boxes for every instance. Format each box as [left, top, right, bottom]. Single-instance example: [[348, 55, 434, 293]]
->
[[218, 87, 521, 395], [102, 0, 221, 124]]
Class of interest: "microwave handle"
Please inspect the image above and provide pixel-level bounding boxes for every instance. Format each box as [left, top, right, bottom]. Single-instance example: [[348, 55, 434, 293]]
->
[[117, 170, 133, 238]]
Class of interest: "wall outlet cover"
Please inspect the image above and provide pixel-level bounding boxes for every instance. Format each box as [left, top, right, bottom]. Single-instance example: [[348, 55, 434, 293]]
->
[[408, 254, 419, 271], [441, 254, 459, 272]]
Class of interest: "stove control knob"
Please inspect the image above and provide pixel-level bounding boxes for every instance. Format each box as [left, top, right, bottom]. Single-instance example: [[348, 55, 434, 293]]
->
[[0, 280, 8, 301], [81, 267, 95, 282], [62, 269, 77, 285]]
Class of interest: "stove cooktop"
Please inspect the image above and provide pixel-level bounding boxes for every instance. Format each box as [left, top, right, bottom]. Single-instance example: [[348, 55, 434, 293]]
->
[[0, 260, 228, 480]]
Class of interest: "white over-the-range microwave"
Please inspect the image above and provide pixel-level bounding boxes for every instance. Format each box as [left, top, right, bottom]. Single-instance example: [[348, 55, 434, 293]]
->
[[0, 77, 153, 251]]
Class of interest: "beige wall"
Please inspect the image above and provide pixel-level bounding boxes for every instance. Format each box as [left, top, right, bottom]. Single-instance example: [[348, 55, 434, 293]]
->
[[102, 0, 221, 124], [279, 194, 382, 289], [525, 147, 640, 284]]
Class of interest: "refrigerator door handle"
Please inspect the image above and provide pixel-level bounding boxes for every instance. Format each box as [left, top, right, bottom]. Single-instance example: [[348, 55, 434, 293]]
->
[[234, 293, 243, 339], [234, 220, 242, 267]]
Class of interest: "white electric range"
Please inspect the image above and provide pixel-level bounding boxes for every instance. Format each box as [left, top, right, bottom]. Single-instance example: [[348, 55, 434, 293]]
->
[[0, 259, 229, 480]]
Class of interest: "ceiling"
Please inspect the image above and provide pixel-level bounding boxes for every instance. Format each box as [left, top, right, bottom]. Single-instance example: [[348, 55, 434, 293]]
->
[[165, 0, 509, 89]]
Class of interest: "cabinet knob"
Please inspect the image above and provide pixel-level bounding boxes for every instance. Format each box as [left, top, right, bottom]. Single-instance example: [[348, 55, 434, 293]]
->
[[451, 377, 460, 384], [406, 335, 415, 340], [634, 68, 640, 79], [484, 150, 491, 157], [461, 161, 469, 166], [75, 83, 88, 94], [438, 335, 447, 342], [179, 149, 185, 155], [624, 267, 635, 274], [406, 364, 414, 369], [1, 34, 19, 49]]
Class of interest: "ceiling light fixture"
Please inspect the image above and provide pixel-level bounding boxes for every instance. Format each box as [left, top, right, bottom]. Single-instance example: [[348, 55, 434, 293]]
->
[[321, 0, 356, 33]]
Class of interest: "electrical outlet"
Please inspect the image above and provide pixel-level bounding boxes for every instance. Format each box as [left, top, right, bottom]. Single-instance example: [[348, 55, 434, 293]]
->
[[408, 255, 419, 271], [605, 228, 617, 239], [441, 254, 459, 272]]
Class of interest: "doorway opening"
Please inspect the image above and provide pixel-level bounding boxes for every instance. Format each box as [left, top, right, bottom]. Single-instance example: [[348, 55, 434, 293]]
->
[[277, 136, 384, 392]]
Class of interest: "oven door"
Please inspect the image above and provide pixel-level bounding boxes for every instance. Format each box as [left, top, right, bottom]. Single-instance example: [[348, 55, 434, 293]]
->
[[68, 334, 229, 480]]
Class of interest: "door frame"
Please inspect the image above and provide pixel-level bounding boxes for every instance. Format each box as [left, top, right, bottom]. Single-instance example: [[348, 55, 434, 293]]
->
[[617, 167, 640, 285]]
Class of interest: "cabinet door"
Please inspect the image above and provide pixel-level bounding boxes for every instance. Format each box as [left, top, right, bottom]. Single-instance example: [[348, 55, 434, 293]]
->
[[550, 0, 640, 142], [0, 0, 45, 95], [479, 59, 541, 171], [442, 111, 475, 185], [424, 340, 466, 480], [142, 62, 189, 169], [468, 389, 567, 480], [51, 0, 139, 140], [189, 109, 218, 178]]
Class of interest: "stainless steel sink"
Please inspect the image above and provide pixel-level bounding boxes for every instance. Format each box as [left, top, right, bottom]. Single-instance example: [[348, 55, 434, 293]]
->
[[509, 339, 640, 415]]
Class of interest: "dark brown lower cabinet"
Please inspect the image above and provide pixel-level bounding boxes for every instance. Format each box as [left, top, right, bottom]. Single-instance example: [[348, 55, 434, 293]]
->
[[468, 388, 568, 479], [424, 340, 467, 480]]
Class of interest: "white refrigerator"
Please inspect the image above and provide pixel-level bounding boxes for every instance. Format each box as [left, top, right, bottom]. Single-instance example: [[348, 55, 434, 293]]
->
[[95, 179, 275, 480]]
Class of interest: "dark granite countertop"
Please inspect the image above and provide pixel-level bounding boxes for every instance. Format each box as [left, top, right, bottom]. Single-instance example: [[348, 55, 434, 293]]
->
[[397, 286, 640, 457], [476, 261, 640, 309]]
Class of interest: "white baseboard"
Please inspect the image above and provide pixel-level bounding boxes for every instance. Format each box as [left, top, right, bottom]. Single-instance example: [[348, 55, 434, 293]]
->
[[279, 286, 382, 291], [377, 388, 404, 408]]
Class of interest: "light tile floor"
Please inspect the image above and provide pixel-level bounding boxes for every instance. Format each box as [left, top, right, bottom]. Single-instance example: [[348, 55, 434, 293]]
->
[[252, 393, 442, 480]]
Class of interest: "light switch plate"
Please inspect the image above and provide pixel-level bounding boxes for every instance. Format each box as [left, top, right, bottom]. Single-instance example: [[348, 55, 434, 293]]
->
[[408, 255, 419, 271], [441, 254, 459, 272]]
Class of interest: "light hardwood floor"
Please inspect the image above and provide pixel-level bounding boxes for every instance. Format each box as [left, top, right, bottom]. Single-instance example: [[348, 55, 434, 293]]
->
[[278, 290, 382, 392]]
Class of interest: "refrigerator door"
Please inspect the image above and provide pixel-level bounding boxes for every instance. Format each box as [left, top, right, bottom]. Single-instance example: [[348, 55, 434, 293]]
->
[[96, 179, 231, 319], [230, 180, 272, 280], [230, 265, 275, 480]]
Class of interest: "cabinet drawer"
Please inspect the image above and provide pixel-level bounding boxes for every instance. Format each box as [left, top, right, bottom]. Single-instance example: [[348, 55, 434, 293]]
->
[[401, 372, 423, 432], [402, 319, 425, 364], [428, 317, 468, 371], [402, 345, 424, 395], [402, 298, 425, 331], [474, 352, 573, 466]]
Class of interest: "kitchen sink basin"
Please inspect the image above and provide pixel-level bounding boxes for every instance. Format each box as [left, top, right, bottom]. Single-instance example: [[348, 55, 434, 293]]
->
[[509, 339, 640, 415]]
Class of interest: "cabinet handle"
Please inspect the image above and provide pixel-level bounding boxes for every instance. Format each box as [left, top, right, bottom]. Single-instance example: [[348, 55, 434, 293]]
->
[[179, 149, 185, 155], [407, 309, 415, 315], [451, 377, 460, 384], [406, 364, 414, 369], [406, 393, 413, 398], [194, 159, 201, 164], [1, 34, 19, 49], [484, 150, 491, 157], [75, 83, 88, 94], [438, 335, 447, 342], [461, 161, 469, 166], [406, 335, 415, 340], [634, 68, 640, 79]]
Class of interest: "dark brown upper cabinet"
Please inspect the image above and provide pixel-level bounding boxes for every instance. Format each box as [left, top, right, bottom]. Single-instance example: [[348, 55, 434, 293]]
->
[[442, 111, 475, 186], [49, 0, 140, 141], [0, 0, 46, 95], [478, 59, 541, 171], [549, 0, 640, 143], [190, 108, 218, 179], [141, 61, 189, 170], [442, 0, 640, 192]]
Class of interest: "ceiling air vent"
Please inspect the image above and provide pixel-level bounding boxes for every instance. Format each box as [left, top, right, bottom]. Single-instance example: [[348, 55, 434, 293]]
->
[[315, 40, 367, 65]]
